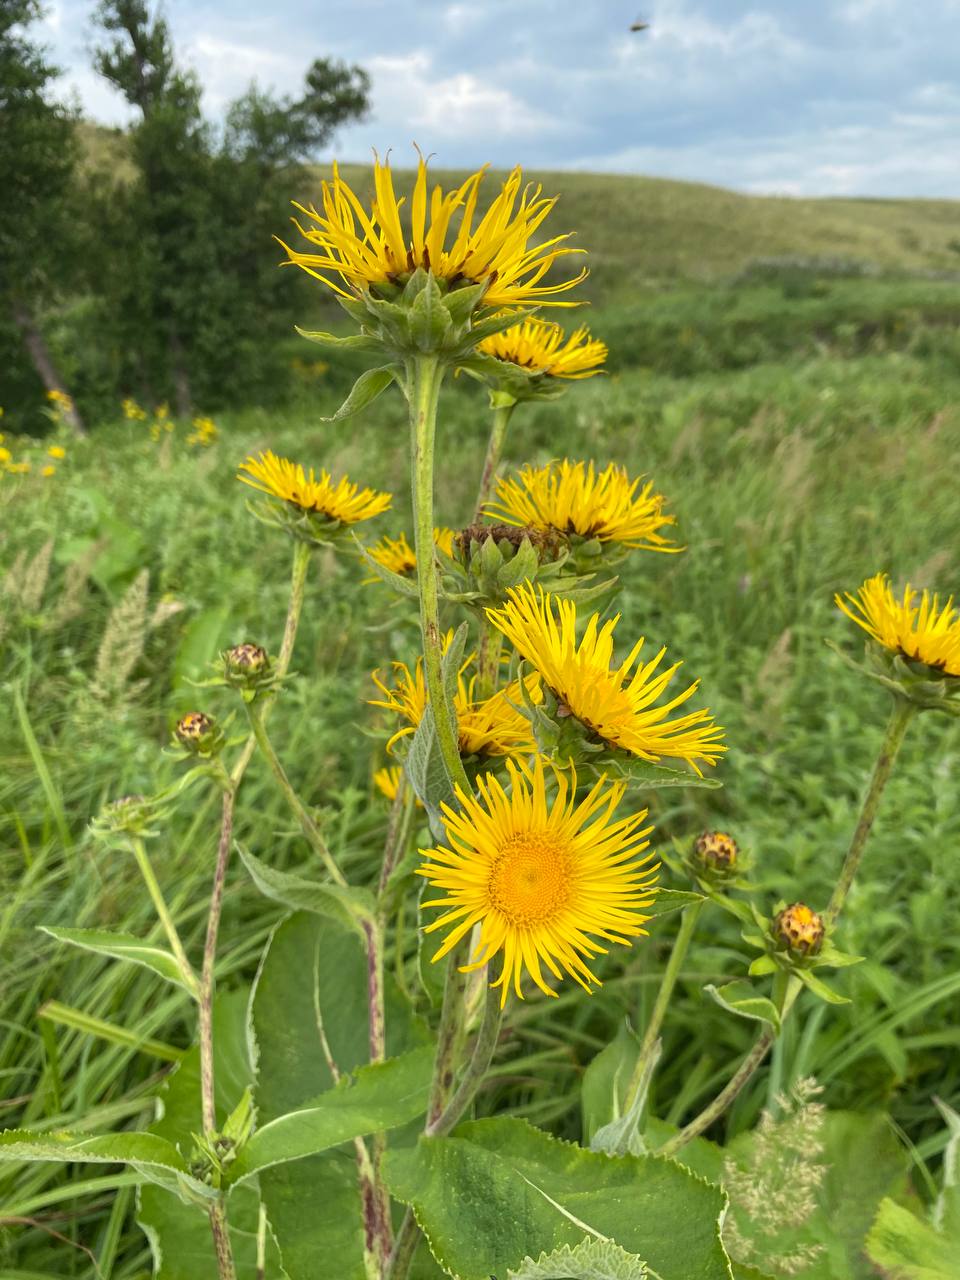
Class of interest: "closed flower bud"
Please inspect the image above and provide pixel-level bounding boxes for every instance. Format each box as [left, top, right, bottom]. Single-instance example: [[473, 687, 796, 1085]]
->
[[694, 830, 738, 872], [775, 903, 825, 956], [174, 711, 223, 756], [222, 643, 273, 695]]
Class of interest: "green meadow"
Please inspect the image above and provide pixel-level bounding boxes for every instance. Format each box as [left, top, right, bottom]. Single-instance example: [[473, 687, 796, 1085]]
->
[[3, 169, 960, 1277]]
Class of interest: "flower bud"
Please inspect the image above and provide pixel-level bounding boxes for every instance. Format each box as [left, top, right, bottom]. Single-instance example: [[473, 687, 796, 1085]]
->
[[221, 643, 273, 696], [694, 829, 738, 872], [174, 711, 224, 757], [775, 902, 825, 956], [91, 793, 153, 840]]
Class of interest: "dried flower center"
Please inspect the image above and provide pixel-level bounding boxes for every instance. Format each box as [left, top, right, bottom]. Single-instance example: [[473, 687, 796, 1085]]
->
[[487, 834, 572, 925]]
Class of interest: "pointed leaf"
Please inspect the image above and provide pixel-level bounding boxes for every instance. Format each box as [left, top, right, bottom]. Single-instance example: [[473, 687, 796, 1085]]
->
[[705, 981, 781, 1031], [644, 888, 704, 919], [796, 968, 850, 1004], [355, 536, 421, 598], [294, 326, 385, 354], [38, 926, 194, 994], [321, 366, 397, 422], [236, 845, 374, 940], [594, 757, 723, 790], [507, 1237, 648, 1279]]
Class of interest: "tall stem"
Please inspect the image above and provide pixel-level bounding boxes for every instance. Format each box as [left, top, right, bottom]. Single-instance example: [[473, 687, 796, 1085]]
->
[[364, 916, 393, 1267], [475, 622, 503, 700], [622, 900, 703, 1119], [407, 356, 471, 796], [207, 1199, 237, 1280], [246, 705, 348, 888], [473, 401, 515, 522], [826, 697, 914, 925], [130, 838, 198, 996], [230, 540, 311, 789], [426, 937, 471, 1127], [660, 698, 914, 1156]]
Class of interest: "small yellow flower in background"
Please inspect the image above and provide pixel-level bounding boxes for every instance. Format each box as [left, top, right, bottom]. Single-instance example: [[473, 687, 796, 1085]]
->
[[41, 465, 56, 478], [122, 398, 147, 421], [47, 389, 73, 410], [0, 446, 11, 464], [836, 572, 960, 677], [487, 583, 725, 774], [418, 757, 659, 1005], [370, 640, 540, 758], [366, 528, 456, 580], [373, 764, 424, 808], [238, 450, 392, 525], [486, 459, 679, 552], [47, 445, 66, 460], [154, 402, 169, 421], [6, 460, 31, 474], [187, 416, 219, 448], [280, 152, 586, 307], [478, 317, 607, 380]]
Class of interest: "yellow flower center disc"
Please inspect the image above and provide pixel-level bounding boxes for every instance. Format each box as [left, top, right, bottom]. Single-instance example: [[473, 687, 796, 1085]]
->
[[488, 834, 571, 925]]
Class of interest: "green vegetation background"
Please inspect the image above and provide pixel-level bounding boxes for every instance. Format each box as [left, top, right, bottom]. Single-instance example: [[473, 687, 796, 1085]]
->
[[2, 163, 960, 1276]]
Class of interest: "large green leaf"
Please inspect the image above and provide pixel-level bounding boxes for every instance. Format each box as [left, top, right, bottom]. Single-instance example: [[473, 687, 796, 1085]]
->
[[38, 925, 194, 993], [0, 1128, 210, 1202], [231, 1045, 434, 1183], [507, 1237, 648, 1278], [866, 1197, 960, 1278], [597, 757, 723, 791], [320, 365, 398, 421], [581, 1022, 641, 1148], [236, 844, 375, 940], [137, 990, 284, 1279], [384, 1116, 732, 1280], [250, 911, 431, 1280]]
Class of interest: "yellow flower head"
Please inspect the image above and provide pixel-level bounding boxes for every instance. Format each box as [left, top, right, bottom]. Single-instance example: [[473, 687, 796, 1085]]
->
[[41, 465, 56, 478], [0, 447, 11, 464], [238, 450, 392, 525], [122, 398, 147, 421], [373, 765, 403, 802], [418, 757, 659, 1005], [47, 445, 66, 460], [280, 152, 586, 308], [370, 640, 540, 758], [478, 317, 607, 379], [47, 389, 72, 409], [366, 527, 456, 580], [487, 584, 725, 774], [485, 459, 679, 552], [836, 572, 960, 677]]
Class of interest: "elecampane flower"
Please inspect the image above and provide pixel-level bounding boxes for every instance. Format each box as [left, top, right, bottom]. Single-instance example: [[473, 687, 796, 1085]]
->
[[366, 528, 456, 580], [485, 459, 679, 552], [487, 583, 725, 773], [477, 317, 607, 379], [418, 757, 659, 1005], [238, 450, 391, 524], [279, 153, 586, 307], [369, 643, 540, 758], [836, 572, 960, 677]]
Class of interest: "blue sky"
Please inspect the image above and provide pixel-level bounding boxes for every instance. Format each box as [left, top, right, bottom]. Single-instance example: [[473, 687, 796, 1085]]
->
[[43, 0, 960, 196]]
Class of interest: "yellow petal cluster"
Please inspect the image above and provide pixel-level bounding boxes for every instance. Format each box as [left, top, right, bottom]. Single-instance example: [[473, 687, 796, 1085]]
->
[[478, 317, 607, 379], [238, 450, 391, 525], [487, 583, 725, 774], [280, 153, 586, 307], [366, 528, 456, 580], [418, 757, 659, 1005], [485, 459, 679, 552], [836, 572, 960, 677]]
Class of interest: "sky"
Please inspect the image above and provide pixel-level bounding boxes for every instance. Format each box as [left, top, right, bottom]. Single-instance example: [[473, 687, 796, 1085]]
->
[[42, 0, 960, 197]]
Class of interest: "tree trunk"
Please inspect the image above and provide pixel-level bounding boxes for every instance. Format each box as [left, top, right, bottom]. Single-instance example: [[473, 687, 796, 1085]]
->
[[169, 331, 192, 418], [10, 300, 86, 435]]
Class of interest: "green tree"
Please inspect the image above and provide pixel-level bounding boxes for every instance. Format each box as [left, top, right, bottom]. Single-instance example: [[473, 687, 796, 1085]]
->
[[0, 0, 84, 431]]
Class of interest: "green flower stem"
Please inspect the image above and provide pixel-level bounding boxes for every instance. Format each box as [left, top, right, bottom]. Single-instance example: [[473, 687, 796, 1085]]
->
[[377, 777, 414, 900], [363, 914, 393, 1273], [825, 696, 915, 926], [130, 838, 198, 998], [476, 620, 504, 700], [473, 400, 516, 522], [659, 699, 915, 1156], [621, 900, 703, 1122], [230, 539, 311, 789], [245, 704, 348, 888], [426, 937, 471, 1127], [406, 355, 471, 796]]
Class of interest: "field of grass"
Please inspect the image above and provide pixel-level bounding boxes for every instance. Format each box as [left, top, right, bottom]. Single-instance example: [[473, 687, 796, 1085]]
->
[[3, 189, 960, 1276]]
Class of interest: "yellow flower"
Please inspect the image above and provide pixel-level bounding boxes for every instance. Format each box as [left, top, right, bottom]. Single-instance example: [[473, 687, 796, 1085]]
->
[[478, 317, 607, 379], [487, 584, 725, 774], [836, 572, 960, 677], [154, 402, 169, 421], [280, 153, 586, 308], [485, 459, 679, 552], [41, 465, 56, 478], [418, 757, 659, 1005], [6, 460, 31, 474], [370, 642, 540, 758], [47, 445, 66, 460], [366, 527, 456, 580], [238, 450, 392, 524], [373, 764, 424, 808], [122, 398, 147, 421], [0, 447, 10, 464], [46, 389, 72, 409]]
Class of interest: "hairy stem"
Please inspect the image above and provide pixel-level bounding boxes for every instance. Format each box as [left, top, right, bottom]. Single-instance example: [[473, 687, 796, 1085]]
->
[[208, 1198, 237, 1280], [230, 539, 311, 789], [825, 697, 915, 925], [475, 621, 503, 701], [130, 838, 198, 996], [622, 900, 703, 1119], [473, 401, 515, 521], [246, 705, 348, 887], [364, 917, 393, 1267], [199, 787, 234, 1137], [406, 355, 471, 795], [426, 937, 471, 1127]]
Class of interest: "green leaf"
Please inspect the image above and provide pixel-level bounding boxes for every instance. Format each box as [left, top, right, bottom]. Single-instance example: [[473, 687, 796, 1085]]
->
[[354, 534, 421, 598], [705, 980, 781, 1031], [295, 326, 386, 354], [0, 1129, 211, 1202], [236, 844, 375, 940], [418, 877, 449, 1007], [507, 1237, 648, 1279], [230, 1045, 434, 1183], [410, 273, 453, 350], [321, 366, 397, 422], [746, 955, 779, 977], [403, 623, 469, 836], [644, 888, 705, 919], [594, 757, 723, 790], [581, 1022, 640, 1148], [866, 1197, 960, 1278], [38, 926, 194, 994], [795, 967, 850, 1004], [385, 1117, 732, 1280]]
